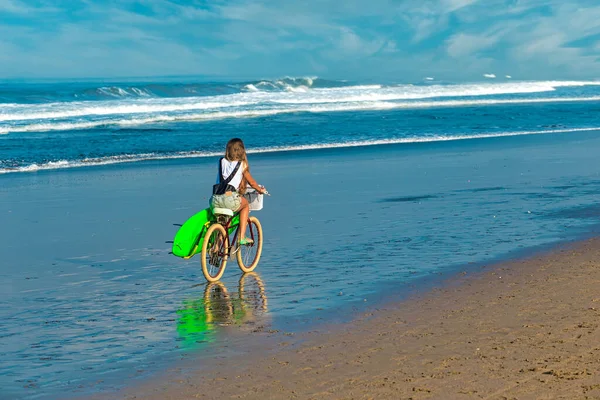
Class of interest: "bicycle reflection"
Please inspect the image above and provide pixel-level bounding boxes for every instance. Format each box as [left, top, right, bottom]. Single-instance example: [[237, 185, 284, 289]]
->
[[176, 272, 269, 349]]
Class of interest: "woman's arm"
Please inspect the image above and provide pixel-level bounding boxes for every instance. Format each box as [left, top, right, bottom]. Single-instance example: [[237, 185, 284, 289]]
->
[[242, 170, 266, 193]]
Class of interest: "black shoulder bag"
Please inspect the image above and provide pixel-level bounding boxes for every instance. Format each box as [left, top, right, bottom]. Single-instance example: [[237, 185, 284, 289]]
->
[[212, 158, 241, 195]]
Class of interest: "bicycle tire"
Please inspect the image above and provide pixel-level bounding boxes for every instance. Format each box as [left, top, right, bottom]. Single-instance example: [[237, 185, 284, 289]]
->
[[201, 223, 229, 282], [237, 216, 263, 273]]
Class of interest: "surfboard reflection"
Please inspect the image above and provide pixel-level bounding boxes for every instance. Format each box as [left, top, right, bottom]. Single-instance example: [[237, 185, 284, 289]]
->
[[176, 273, 269, 349]]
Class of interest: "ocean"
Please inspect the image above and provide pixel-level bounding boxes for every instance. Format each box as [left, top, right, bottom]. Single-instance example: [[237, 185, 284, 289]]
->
[[2, 77, 600, 399], [2, 77, 600, 173]]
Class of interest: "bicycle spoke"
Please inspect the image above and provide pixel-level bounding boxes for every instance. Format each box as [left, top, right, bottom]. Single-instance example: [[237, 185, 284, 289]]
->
[[237, 218, 261, 273], [202, 226, 228, 280], [243, 243, 256, 265]]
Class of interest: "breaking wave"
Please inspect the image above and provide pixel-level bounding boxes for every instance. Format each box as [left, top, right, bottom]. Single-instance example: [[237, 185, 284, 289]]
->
[[96, 86, 154, 98], [241, 76, 318, 92], [2, 78, 600, 175], [2, 95, 600, 135], [3, 126, 599, 174]]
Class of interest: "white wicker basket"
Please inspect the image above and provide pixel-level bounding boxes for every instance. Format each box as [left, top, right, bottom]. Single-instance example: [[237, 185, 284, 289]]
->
[[244, 188, 264, 211]]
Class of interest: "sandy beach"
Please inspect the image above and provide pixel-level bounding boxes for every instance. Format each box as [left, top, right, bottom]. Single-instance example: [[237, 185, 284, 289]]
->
[[5, 3, 600, 398], [117, 237, 600, 399], [3, 131, 600, 399]]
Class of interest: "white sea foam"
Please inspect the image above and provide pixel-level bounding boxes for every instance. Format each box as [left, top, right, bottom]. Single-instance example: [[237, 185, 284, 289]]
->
[[3, 126, 599, 174], [247, 81, 600, 104], [248, 77, 317, 92], [320, 84, 383, 90], [484, 74, 496, 78], [284, 84, 309, 92], [2, 95, 600, 135], [130, 87, 152, 97], [242, 84, 259, 92], [0, 99, 256, 122], [97, 86, 153, 97], [2, 81, 600, 125]]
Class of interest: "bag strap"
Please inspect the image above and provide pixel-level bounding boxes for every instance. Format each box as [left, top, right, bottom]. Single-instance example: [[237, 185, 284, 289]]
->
[[218, 157, 223, 182], [219, 158, 241, 185]]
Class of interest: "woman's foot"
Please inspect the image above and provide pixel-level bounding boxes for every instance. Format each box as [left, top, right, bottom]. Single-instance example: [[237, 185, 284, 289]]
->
[[239, 237, 254, 245]]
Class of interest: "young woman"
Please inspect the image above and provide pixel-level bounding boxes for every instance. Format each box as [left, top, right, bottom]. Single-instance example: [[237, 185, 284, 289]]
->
[[210, 138, 267, 245]]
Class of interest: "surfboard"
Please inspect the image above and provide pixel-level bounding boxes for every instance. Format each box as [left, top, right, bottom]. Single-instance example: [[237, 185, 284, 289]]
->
[[172, 208, 240, 259], [172, 208, 212, 258]]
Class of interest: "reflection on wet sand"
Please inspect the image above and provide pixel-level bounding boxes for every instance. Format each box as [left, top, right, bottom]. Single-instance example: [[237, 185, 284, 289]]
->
[[176, 273, 269, 349]]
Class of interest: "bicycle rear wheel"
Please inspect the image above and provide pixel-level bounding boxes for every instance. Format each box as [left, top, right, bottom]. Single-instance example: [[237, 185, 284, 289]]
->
[[237, 216, 263, 273], [201, 224, 229, 282]]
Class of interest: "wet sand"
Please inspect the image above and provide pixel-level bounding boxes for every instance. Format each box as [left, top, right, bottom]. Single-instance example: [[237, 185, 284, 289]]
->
[[5, 132, 600, 399], [117, 238, 600, 399]]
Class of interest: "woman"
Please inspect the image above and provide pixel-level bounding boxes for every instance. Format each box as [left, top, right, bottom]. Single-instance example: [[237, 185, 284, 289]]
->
[[210, 138, 267, 245]]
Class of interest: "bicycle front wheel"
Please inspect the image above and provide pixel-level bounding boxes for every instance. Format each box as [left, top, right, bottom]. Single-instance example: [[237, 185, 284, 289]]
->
[[201, 223, 229, 282], [237, 216, 263, 273]]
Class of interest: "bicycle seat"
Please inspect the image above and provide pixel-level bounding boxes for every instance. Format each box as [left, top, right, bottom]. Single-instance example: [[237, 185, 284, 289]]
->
[[212, 207, 234, 217]]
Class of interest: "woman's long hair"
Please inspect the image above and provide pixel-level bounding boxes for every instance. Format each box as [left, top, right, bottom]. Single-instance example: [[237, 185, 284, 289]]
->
[[225, 138, 249, 193]]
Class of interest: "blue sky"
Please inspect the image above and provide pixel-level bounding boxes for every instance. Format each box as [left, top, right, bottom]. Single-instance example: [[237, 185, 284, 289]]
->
[[1, 0, 600, 80]]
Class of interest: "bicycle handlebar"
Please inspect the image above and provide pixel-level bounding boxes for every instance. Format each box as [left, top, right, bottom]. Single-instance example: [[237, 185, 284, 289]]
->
[[246, 186, 270, 196]]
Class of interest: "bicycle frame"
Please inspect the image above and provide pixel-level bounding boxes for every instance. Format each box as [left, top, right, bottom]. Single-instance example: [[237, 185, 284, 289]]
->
[[215, 211, 256, 257]]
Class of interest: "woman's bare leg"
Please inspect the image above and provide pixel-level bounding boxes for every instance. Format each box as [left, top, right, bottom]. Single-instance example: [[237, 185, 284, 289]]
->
[[238, 196, 250, 242]]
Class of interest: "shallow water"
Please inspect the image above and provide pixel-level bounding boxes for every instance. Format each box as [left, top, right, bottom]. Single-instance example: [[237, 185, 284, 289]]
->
[[3, 78, 600, 173], [2, 129, 600, 399]]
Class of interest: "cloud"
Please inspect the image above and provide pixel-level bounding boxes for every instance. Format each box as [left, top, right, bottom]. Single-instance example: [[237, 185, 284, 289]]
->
[[446, 33, 499, 58], [442, 0, 480, 13], [336, 28, 385, 56], [1, 0, 600, 80], [436, 1, 600, 78], [0, 0, 27, 13]]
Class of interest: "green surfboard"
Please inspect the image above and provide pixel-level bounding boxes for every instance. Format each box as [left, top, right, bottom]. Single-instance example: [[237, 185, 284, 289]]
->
[[172, 208, 212, 258], [172, 208, 240, 259]]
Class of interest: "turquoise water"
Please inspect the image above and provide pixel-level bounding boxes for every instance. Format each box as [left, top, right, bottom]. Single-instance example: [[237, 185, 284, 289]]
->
[[2, 77, 600, 173], [2, 78, 600, 399]]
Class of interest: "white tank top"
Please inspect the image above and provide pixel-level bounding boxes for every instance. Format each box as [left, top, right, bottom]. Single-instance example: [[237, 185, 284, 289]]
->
[[217, 158, 245, 190]]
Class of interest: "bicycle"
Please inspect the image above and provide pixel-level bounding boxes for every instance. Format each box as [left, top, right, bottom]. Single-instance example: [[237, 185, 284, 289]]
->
[[200, 190, 267, 282]]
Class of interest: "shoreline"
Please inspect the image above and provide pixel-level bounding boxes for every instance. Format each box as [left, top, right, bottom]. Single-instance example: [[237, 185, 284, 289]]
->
[[4, 130, 600, 399], [106, 236, 600, 399], [3, 125, 600, 176]]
